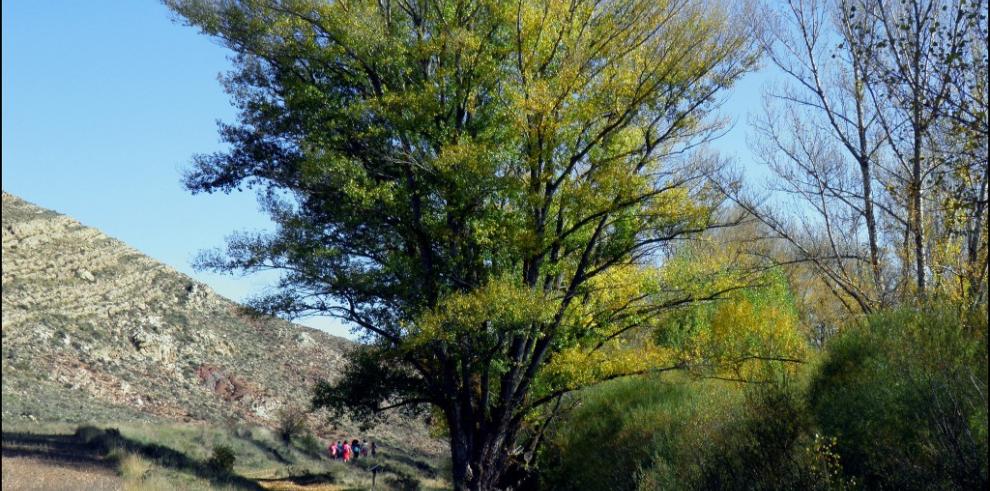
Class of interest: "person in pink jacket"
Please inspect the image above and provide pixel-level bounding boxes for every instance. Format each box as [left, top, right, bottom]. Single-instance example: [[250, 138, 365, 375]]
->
[[343, 442, 352, 462]]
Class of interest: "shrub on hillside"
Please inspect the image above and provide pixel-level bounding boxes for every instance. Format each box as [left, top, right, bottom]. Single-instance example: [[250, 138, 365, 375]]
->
[[385, 472, 422, 491], [207, 444, 236, 475], [277, 406, 308, 444], [75, 425, 105, 444], [808, 307, 988, 489]]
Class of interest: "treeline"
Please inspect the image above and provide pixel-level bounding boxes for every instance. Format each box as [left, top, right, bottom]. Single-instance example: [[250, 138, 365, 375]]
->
[[729, 0, 988, 315]]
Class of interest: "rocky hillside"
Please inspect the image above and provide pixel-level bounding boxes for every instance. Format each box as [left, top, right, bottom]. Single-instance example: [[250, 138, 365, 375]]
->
[[1, 191, 434, 451]]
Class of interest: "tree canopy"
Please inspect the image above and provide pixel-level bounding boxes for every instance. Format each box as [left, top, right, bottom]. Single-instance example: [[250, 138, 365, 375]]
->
[[166, 0, 773, 488]]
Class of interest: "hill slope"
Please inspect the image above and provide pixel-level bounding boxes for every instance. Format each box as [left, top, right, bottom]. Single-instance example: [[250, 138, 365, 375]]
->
[[1, 191, 435, 452]]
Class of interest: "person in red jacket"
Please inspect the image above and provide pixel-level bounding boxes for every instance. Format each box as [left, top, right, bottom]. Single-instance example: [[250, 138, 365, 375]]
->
[[342, 441, 352, 462]]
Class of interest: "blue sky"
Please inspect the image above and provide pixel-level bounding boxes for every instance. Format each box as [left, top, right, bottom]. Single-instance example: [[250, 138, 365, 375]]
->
[[2, 1, 771, 340]]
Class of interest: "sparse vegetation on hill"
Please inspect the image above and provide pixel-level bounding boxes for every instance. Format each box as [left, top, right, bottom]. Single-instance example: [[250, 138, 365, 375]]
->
[[1, 191, 448, 488]]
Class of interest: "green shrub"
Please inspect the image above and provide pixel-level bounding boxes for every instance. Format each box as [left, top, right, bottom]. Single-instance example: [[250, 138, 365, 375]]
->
[[540, 376, 733, 491], [682, 380, 854, 491], [689, 382, 809, 490], [541, 306, 987, 490], [542, 374, 853, 491], [808, 306, 988, 489], [207, 444, 236, 475]]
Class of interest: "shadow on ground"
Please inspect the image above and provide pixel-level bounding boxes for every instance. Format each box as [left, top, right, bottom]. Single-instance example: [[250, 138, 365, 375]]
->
[[1, 427, 263, 490]]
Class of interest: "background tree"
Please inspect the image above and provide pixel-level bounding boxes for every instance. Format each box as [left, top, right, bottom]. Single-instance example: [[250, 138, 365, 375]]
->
[[741, 0, 894, 315], [729, 0, 987, 330], [166, 0, 761, 488]]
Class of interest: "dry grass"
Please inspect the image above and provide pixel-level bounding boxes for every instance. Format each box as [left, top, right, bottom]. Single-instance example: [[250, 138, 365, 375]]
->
[[1, 455, 122, 491], [258, 482, 348, 491], [117, 452, 152, 481]]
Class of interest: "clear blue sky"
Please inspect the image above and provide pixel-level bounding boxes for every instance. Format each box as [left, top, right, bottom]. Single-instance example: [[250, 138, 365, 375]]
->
[[2, 1, 771, 340]]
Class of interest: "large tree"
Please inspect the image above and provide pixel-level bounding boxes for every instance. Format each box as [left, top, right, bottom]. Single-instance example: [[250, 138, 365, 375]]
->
[[166, 0, 758, 488]]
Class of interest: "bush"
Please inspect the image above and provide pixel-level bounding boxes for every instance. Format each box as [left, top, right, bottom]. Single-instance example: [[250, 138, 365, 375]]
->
[[207, 444, 236, 475], [808, 307, 988, 489], [75, 426, 123, 453], [75, 425, 105, 444], [540, 376, 733, 491], [689, 382, 810, 490], [277, 406, 307, 444], [541, 305, 987, 490], [542, 374, 851, 490]]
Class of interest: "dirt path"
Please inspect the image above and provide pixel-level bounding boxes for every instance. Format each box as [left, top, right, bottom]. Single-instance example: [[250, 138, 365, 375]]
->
[[1, 455, 122, 491]]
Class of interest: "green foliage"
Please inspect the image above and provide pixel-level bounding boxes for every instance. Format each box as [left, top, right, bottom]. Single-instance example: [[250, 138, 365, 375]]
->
[[808, 306, 989, 489], [540, 376, 715, 490], [206, 444, 236, 475], [682, 381, 847, 491], [312, 346, 426, 426], [655, 261, 808, 379], [542, 373, 857, 491], [543, 305, 987, 490]]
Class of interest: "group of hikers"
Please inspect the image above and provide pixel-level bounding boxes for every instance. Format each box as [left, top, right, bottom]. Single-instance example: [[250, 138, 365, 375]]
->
[[328, 438, 376, 462]]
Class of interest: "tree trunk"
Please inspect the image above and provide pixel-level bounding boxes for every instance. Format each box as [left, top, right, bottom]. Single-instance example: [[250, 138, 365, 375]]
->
[[911, 115, 927, 297], [854, 73, 883, 306], [448, 405, 516, 491], [860, 159, 882, 302], [450, 428, 510, 491]]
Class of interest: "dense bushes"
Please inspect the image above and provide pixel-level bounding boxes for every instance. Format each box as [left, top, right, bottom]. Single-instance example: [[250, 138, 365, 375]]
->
[[809, 307, 988, 489], [539, 377, 723, 490], [541, 376, 846, 491], [540, 306, 988, 490], [685, 383, 815, 490]]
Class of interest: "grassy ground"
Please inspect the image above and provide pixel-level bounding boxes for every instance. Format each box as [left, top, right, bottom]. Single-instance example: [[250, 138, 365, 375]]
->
[[1, 421, 450, 491]]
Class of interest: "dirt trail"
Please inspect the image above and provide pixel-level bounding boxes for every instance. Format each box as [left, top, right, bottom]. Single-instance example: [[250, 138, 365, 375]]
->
[[1, 431, 118, 490], [1, 456, 121, 491]]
